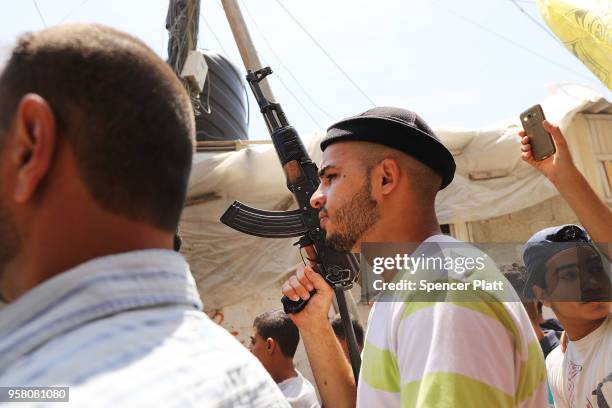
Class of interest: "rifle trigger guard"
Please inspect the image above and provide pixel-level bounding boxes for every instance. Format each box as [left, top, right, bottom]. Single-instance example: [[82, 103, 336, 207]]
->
[[325, 265, 353, 290]]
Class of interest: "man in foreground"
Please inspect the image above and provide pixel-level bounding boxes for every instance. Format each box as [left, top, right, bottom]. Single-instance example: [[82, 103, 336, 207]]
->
[[0, 24, 288, 407], [282, 107, 547, 407], [250, 311, 320, 408]]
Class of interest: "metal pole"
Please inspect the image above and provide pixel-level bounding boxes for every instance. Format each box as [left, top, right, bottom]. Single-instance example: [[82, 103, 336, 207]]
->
[[220, 0, 275, 102], [334, 286, 362, 384]]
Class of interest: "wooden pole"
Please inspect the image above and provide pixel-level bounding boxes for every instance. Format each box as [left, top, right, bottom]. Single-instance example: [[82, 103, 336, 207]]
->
[[220, 0, 275, 101]]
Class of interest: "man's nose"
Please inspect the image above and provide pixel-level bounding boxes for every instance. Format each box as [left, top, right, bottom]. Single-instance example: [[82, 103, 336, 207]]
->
[[310, 185, 326, 209], [581, 268, 605, 291]]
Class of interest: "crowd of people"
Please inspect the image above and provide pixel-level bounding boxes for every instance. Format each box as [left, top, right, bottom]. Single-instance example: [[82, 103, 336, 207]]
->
[[0, 23, 609, 407]]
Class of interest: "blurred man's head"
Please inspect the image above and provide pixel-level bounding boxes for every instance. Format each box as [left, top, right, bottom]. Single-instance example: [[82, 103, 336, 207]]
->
[[250, 310, 300, 381], [0, 24, 195, 301], [503, 263, 546, 327], [523, 225, 611, 328], [310, 107, 455, 253], [331, 315, 364, 359]]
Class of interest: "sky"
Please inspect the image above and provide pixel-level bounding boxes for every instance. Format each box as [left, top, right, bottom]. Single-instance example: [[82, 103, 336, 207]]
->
[[1, 0, 610, 140]]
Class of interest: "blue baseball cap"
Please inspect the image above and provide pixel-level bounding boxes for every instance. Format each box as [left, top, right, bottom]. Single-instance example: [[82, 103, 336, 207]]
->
[[522, 224, 592, 299]]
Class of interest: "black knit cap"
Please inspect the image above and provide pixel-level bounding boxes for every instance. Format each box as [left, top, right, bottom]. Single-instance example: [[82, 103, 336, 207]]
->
[[321, 107, 456, 190]]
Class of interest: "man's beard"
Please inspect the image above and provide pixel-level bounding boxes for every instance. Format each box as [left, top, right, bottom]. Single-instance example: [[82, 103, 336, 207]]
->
[[325, 176, 380, 253]]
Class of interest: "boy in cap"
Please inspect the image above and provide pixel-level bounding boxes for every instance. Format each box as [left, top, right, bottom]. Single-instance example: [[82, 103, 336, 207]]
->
[[282, 107, 547, 407], [520, 121, 612, 407], [523, 225, 611, 407]]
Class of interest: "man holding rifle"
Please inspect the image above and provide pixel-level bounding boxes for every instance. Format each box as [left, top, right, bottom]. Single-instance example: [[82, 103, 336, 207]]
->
[[282, 107, 548, 407]]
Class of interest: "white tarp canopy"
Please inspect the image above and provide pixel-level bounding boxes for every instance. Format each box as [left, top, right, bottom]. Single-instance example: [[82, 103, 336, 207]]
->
[[180, 83, 610, 310]]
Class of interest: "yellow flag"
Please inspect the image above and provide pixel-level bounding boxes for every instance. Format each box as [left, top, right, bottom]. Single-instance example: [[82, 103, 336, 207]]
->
[[538, 0, 611, 89]]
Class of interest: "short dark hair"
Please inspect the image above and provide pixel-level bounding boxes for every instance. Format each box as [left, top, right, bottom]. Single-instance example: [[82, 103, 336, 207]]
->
[[0, 24, 195, 232], [253, 310, 300, 358], [331, 315, 364, 347], [173, 234, 182, 252], [501, 263, 530, 295]]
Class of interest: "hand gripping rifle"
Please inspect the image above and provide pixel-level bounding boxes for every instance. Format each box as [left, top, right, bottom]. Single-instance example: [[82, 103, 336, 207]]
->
[[220, 67, 361, 382]]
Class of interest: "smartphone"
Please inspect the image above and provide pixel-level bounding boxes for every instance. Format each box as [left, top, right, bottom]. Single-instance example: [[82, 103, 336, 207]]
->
[[520, 104, 556, 161]]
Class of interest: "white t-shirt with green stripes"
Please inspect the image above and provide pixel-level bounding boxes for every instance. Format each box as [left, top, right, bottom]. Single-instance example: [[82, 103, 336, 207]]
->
[[357, 235, 548, 407]]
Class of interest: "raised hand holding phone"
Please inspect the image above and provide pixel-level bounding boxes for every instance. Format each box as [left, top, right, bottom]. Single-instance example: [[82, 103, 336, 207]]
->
[[520, 105, 556, 161], [518, 111, 575, 184], [518, 111, 612, 244]]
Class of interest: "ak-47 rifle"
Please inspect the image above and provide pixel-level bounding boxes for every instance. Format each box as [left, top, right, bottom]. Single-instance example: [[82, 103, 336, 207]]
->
[[220, 67, 361, 382]]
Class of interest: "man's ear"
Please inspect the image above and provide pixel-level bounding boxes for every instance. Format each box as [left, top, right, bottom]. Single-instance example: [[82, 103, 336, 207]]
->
[[265, 338, 275, 354], [10, 94, 57, 203], [532, 285, 551, 308], [378, 158, 400, 196]]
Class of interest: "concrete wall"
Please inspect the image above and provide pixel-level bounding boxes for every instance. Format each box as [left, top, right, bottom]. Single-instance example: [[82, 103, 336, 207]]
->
[[468, 195, 579, 243]]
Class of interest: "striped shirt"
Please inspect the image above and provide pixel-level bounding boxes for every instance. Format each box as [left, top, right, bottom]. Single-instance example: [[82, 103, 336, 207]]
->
[[0, 250, 289, 408], [357, 235, 547, 407]]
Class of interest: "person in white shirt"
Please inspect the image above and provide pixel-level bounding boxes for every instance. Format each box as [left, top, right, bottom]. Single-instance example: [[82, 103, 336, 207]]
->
[[522, 224, 611, 408], [520, 116, 612, 408], [250, 310, 320, 408], [0, 23, 288, 407]]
